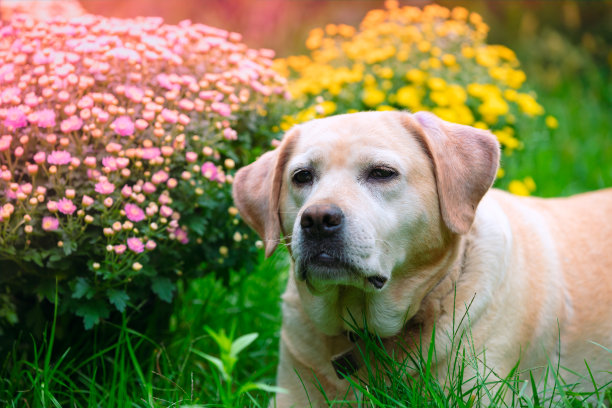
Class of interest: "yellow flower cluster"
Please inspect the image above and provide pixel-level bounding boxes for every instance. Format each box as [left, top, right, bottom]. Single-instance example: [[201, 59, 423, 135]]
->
[[274, 1, 556, 194]]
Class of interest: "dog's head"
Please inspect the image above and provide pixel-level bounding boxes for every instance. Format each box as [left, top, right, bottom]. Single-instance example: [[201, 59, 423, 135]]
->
[[233, 111, 499, 335]]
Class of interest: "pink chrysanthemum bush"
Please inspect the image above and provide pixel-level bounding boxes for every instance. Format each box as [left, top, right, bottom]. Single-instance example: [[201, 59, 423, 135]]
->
[[0, 14, 287, 328]]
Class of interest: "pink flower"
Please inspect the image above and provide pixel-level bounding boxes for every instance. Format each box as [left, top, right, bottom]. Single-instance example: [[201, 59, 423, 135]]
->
[[33, 151, 46, 164], [201, 161, 220, 181], [121, 185, 133, 197], [141, 147, 161, 160], [47, 200, 58, 213], [160, 205, 173, 218], [124, 203, 145, 222], [112, 115, 135, 136], [102, 156, 117, 171], [160, 109, 178, 124], [114, 244, 127, 254], [135, 119, 148, 130], [185, 152, 197, 162], [175, 228, 189, 244], [116, 158, 129, 169], [34, 109, 56, 128], [82, 195, 94, 207], [211, 102, 231, 117], [142, 182, 156, 194], [125, 86, 144, 103], [47, 151, 72, 165], [158, 194, 171, 205], [223, 128, 237, 140], [57, 198, 77, 215], [0, 135, 12, 152], [42, 216, 59, 231], [3, 107, 27, 129], [151, 170, 168, 185], [60, 116, 83, 133], [84, 156, 97, 167], [145, 240, 157, 251], [127, 237, 145, 253], [95, 180, 115, 195]]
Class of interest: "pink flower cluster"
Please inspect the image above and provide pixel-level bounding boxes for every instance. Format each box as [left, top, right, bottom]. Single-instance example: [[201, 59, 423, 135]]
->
[[0, 13, 287, 272]]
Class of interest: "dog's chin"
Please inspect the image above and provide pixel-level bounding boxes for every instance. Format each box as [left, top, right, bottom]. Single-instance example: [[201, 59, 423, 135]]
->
[[296, 252, 388, 291]]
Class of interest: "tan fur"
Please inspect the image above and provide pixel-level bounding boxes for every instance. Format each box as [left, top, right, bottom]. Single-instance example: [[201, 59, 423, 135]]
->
[[232, 111, 612, 407]]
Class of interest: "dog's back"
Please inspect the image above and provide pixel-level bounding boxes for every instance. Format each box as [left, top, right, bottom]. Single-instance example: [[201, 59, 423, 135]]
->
[[488, 188, 612, 386]]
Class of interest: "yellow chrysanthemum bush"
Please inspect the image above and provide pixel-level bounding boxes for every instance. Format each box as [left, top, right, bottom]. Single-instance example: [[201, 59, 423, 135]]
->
[[275, 1, 553, 194]]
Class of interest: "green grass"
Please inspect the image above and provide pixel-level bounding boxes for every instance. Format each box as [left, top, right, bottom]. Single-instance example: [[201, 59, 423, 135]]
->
[[3, 249, 612, 407], [1, 250, 289, 407]]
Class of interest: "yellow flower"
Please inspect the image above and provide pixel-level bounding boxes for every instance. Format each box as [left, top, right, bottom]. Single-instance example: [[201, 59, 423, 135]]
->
[[325, 24, 338, 36], [376, 66, 395, 79], [418, 41, 431, 53], [446, 84, 467, 105], [406, 68, 427, 84], [461, 46, 475, 59], [427, 77, 446, 90], [508, 180, 530, 196], [306, 28, 324, 50], [545, 115, 559, 129], [362, 87, 386, 107], [493, 129, 521, 150], [430, 90, 449, 107], [449, 104, 474, 125], [516, 93, 544, 116], [442, 54, 456, 66], [503, 89, 518, 101], [432, 107, 458, 123], [428, 57, 442, 69], [338, 24, 356, 38], [452, 6, 469, 21], [523, 177, 536, 192], [376, 105, 396, 111], [478, 96, 509, 124], [396, 85, 422, 109], [496, 168, 505, 179], [316, 101, 337, 116]]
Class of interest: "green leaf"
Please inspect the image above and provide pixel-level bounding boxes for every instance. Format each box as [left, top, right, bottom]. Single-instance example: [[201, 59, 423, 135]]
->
[[74, 300, 110, 330], [230, 332, 258, 358], [151, 276, 175, 303], [190, 349, 229, 381], [238, 382, 287, 395], [72, 277, 92, 299], [107, 289, 130, 312]]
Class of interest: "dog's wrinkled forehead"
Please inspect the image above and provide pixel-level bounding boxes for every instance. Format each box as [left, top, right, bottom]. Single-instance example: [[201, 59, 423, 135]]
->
[[297, 111, 407, 147], [288, 112, 419, 168]]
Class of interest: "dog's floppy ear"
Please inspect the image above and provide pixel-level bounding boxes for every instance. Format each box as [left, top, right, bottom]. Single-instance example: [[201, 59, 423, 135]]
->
[[232, 128, 300, 257], [405, 111, 500, 234]]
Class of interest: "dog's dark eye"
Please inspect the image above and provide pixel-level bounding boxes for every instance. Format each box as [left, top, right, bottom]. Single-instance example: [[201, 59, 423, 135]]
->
[[368, 166, 397, 181], [293, 169, 314, 185]]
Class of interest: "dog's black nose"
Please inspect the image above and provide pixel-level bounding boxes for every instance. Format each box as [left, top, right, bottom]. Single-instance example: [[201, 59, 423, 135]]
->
[[300, 204, 344, 237]]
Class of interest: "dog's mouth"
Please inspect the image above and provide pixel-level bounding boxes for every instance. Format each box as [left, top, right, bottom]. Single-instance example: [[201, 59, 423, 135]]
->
[[297, 250, 388, 290]]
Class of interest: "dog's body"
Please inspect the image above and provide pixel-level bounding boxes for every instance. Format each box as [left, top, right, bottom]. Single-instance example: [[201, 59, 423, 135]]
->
[[233, 111, 612, 406]]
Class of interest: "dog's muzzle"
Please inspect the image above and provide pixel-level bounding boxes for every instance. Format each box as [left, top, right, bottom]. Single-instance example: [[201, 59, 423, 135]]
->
[[297, 204, 388, 290]]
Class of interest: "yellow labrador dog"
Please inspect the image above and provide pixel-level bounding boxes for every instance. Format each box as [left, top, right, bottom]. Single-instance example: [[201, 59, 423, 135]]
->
[[233, 111, 612, 406]]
